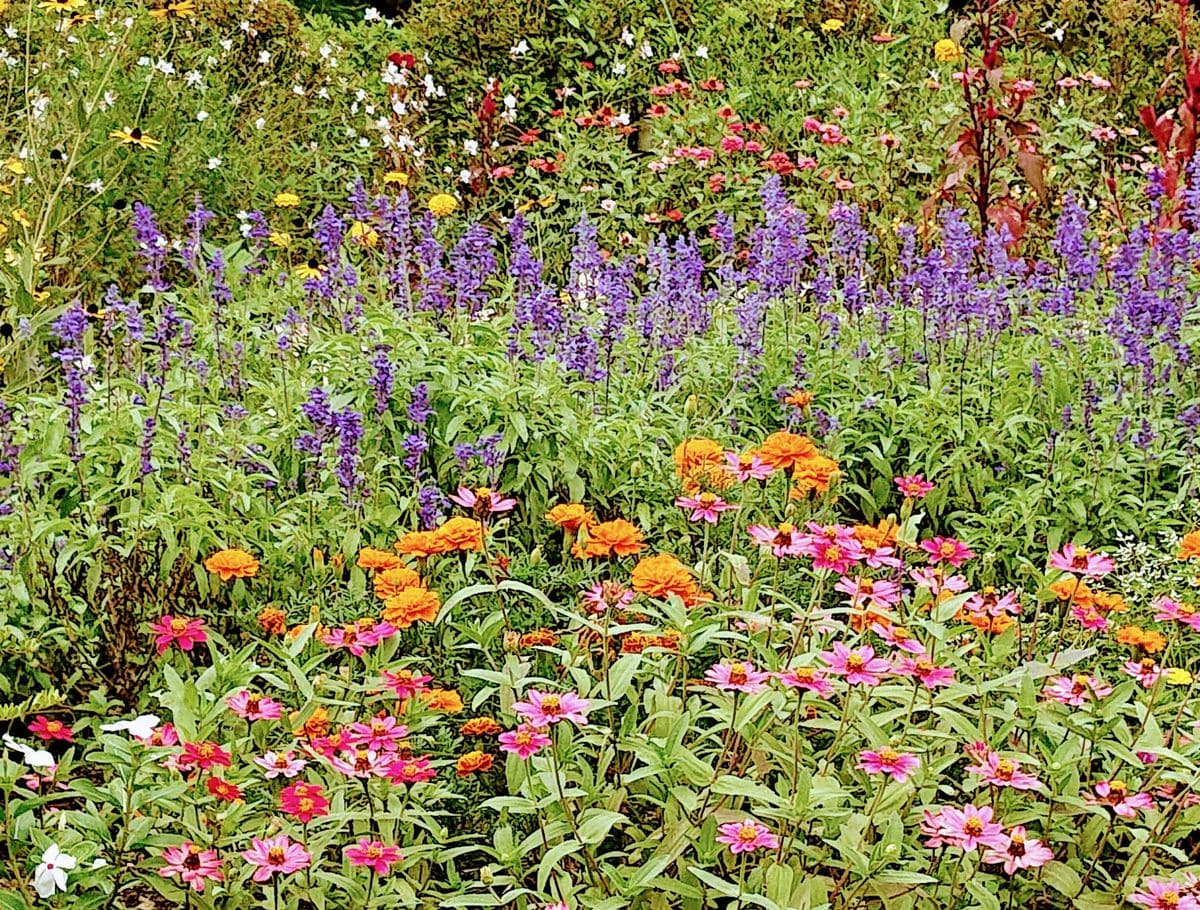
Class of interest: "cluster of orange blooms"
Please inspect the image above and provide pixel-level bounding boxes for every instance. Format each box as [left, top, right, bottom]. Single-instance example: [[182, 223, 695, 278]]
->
[[619, 628, 683, 654], [394, 516, 486, 557], [1115, 625, 1168, 654], [630, 553, 709, 607], [1047, 578, 1128, 615], [671, 432, 840, 498], [356, 548, 443, 629], [1178, 530, 1200, 561]]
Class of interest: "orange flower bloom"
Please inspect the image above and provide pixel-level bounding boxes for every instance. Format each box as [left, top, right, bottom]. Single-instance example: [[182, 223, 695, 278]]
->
[[421, 688, 464, 713], [784, 388, 813, 408], [460, 717, 502, 736], [374, 566, 424, 600], [382, 587, 441, 629], [292, 706, 329, 739], [1116, 625, 1167, 653], [394, 530, 449, 558], [435, 517, 485, 552], [357, 547, 403, 571], [455, 750, 494, 776], [630, 553, 707, 606], [204, 548, 259, 581], [965, 611, 1014, 634], [545, 503, 594, 532], [519, 628, 559, 648], [1178, 530, 1200, 561], [577, 518, 645, 558], [257, 607, 287, 635], [756, 431, 817, 471], [1048, 577, 1094, 607], [789, 453, 840, 496], [673, 438, 733, 493], [621, 630, 681, 653], [853, 520, 900, 551]]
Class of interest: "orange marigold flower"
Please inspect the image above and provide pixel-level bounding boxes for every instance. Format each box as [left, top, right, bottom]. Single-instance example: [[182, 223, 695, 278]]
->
[[394, 530, 449, 558], [631, 553, 707, 606], [853, 520, 900, 551], [1178, 530, 1200, 561], [257, 607, 287, 636], [292, 706, 329, 739], [1092, 590, 1128, 614], [455, 750, 494, 776], [756, 431, 817, 471], [966, 611, 1013, 634], [789, 453, 840, 496], [673, 437, 725, 479], [1048, 577, 1094, 607], [578, 519, 645, 558], [784, 388, 813, 408], [374, 566, 424, 600], [357, 547, 403, 571], [1116, 625, 1167, 654], [460, 717, 502, 736], [435, 517, 485, 552], [382, 587, 441, 629], [519, 628, 559, 648], [545, 503, 594, 532], [204, 548, 259, 581], [421, 688, 464, 713]]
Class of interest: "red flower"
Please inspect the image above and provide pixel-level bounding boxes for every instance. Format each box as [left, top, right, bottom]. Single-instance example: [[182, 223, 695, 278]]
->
[[28, 716, 74, 742], [178, 741, 231, 771], [387, 52, 415, 69], [206, 776, 242, 802]]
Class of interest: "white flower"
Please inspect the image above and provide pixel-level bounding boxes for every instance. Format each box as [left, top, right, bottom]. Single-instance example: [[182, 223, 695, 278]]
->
[[363, 7, 380, 21], [620, 27, 634, 46], [694, 45, 708, 59], [86, 179, 104, 193], [612, 62, 627, 76], [99, 714, 159, 739], [509, 39, 529, 57], [258, 50, 271, 64], [3, 734, 55, 770], [254, 117, 265, 130], [463, 139, 479, 156], [32, 844, 76, 898], [196, 110, 208, 122]]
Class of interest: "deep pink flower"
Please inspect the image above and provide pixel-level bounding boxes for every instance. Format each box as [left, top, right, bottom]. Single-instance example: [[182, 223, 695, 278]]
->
[[1048, 544, 1114, 578], [1153, 597, 1200, 632], [580, 580, 636, 614], [895, 474, 934, 498], [344, 839, 403, 876], [893, 654, 955, 689], [920, 536, 975, 567], [346, 716, 408, 752], [226, 691, 283, 722], [1124, 660, 1162, 688], [242, 835, 311, 882], [386, 755, 438, 784], [177, 741, 231, 771], [149, 615, 208, 654], [820, 642, 890, 686], [715, 819, 779, 854], [981, 826, 1053, 874], [748, 523, 803, 557], [965, 753, 1041, 790], [1042, 674, 1112, 706], [705, 661, 771, 694], [857, 748, 920, 782], [28, 716, 73, 743], [380, 668, 433, 699], [927, 804, 1006, 850], [1087, 780, 1154, 819], [449, 486, 515, 514], [675, 493, 736, 525], [964, 589, 1021, 617], [498, 725, 552, 759], [159, 842, 224, 893], [279, 782, 329, 822], [835, 576, 902, 611], [512, 690, 590, 727], [775, 666, 834, 698]]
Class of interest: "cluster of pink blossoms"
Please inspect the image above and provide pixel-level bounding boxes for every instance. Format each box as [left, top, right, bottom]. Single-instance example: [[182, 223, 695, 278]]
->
[[921, 805, 1052, 874], [497, 690, 591, 761]]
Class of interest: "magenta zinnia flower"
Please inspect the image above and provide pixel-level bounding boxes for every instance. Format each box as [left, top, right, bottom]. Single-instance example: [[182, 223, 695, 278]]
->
[[344, 839, 403, 876], [857, 748, 920, 782], [1153, 597, 1200, 631], [724, 451, 772, 482], [894, 474, 934, 498], [820, 642, 890, 686], [748, 523, 803, 557], [675, 493, 736, 524], [27, 716, 73, 743], [1042, 674, 1112, 706], [1124, 660, 1162, 688], [775, 665, 834, 698], [835, 576, 901, 611], [929, 804, 1006, 851], [449, 485, 516, 514], [705, 660, 771, 694], [1048, 544, 1114, 578], [1087, 780, 1154, 819], [512, 690, 591, 727], [242, 835, 311, 882], [715, 819, 779, 854], [226, 691, 283, 722], [580, 580, 636, 614], [159, 842, 224, 893], [981, 826, 1053, 874], [1129, 878, 1200, 910], [965, 752, 1041, 790], [893, 654, 955, 689], [380, 668, 433, 699], [386, 755, 438, 784], [177, 741, 231, 771], [498, 724, 552, 759], [254, 751, 307, 779], [346, 715, 408, 752], [920, 536, 975, 567], [149, 614, 208, 654]]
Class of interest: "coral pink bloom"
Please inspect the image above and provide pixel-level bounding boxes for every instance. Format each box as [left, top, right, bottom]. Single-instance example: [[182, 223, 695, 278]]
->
[[28, 716, 73, 743], [930, 804, 1006, 850], [512, 690, 591, 727], [254, 751, 307, 779], [449, 486, 516, 514], [820, 642, 890, 686], [159, 842, 224, 893], [895, 474, 934, 498], [242, 835, 311, 882], [1071, 605, 1109, 631], [226, 691, 283, 722], [149, 615, 208, 654], [724, 451, 772, 481], [380, 668, 433, 699], [716, 819, 779, 854], [894, 655, 955, 689], [965, 753, 1041, 790], [498, 725, 552, 759], [346, 716, 408, 752], [279, 782, 329, 822], [1048, 544, 1114, 578], [705, 661, 771, 694], [920, 536, 975, 567], [1124, 660, 1162, 688], [872, 623, 924, 654], [1087, 780, 1154, 819], [386, 755, 438, 784], [981, 826, 1053, 874], [675, 493, 736, 524], [1129, 879, 1200, 910], [344, 839, 403, 876], [1042, 674, 1112, 706], [177, 741, 231, 771], [835, 576, 902, 611], [581, 580, 636, 614], [965, 589, 1021, 616], [857, 749, 920, 782], [775, 666, 834, 698], [1153, 597, 1200, 632], [748, 523, 803, 557]]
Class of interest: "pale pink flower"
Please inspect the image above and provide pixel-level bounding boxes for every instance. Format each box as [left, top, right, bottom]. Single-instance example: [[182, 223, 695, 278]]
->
[[965, 753, 1041, 790], [872, 623, 924, 654], [1153, 597, 1200, 632], [1124, 660, 1162, 688], [893, 654, 955, 689], [254, 751, 307, 779], [159, 842, 224, 893], [242, 835, 310, 882], [580, 580, 636, 614], [705, 661, 771, 694], [748, 523, 804, 557], [449, 486, 516, 514], [1049, 544, 1114, 578], [327, 748, 396, 779], [675, 493, 736, 524], [857, 748, 920, 782], [498, 725, 552, 759], [1087, 780, 1154, 819], [226, 691, 283, 722], [981, 826, 1053, 874], [965, 589, 1020, 616], [512, 690, 591, 727], [928, 804, 1007, 850], [820, 642, 890, 686], [910, 567, 969, 596], [715, 819, 779, 854], [1042, 674, 1112, 706], [343, 839, 403, 876], [835, 576, 902, 611], [1129, 878, 1200, 910], [723, 451, 773, 482]]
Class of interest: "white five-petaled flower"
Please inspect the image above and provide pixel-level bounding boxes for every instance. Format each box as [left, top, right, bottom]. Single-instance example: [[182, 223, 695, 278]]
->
[[99, 714, 159, 739], [32, 844, 76, 898]]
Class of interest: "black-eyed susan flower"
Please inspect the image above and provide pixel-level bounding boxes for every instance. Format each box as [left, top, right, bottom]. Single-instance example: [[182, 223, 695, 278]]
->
[[274, 192, 300, 208], [382, 170, 408, 188], [268, 231, 291, 249], [109, 127, 161, 149], [347, 221, 378, 248], [149, 0, 195, 19], [293, 258, 324, 279], [39, 0, 85, 11], [427, 193, 457, 217]]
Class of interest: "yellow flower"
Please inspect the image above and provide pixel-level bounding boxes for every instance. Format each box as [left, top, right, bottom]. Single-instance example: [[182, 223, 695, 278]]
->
[[274, 191, 300, 208], [348, 221, 378, 248], [934, 38, 964, 63], [821, 18, 844, 33], [268, 231, 291, 248], [149, 0, 195, 19], [39, 0, 84, 10], [428, 193, 457, 217], [382, 170, 408, 187], [11, 209, 31, 228], [293, 258, 325, 279], [3, 158, 25, 176], [109, 127, 160, 149], [1165, 668, 1193, 686]]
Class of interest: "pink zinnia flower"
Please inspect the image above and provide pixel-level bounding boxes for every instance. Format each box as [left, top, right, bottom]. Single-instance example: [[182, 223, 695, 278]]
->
[[705, 660, 771, 694], [512, 690, 591, 727], [872, 623, 924, 654], [1087, 780, 1154, 819], [1124, 660, 1162, 688], [279, 782, 330, 823], [159, 842, 224, 893], [820, 642, 890, 686], [930, 804, 1006, 850], [137, 722, 179, 747], [27, 716, 73, 743], [226, 691, 283, 722], [242, 835, 311, 882], [386, 755, 438, 784], [724, 451, 772, 482], [715, 819, 779, 854], [1153, 597, 1200, 632], [965, 589, 1020, 616], [909, 567, 970, 596], [149, 614, 208, 654], [177, 741, 231, 771], [1042, 674, 1112, 706], [981, 826, 1053, 874], [498, 724, 552, 759], [835, 576, 902, 612], [965, 753, 1041, 790], [581, 580, 636, 614], [449, 486, 516, 514], [346, 716, 408, 752], [344, 839, 403, 876], [895, 474, 934, 498], [920, 536, 975, 567], [857, 748, 920, 782], [380, 668, 433, 699], [328, 748, 396, 779], [748, 523, 803, 557], [254, 751, 307, 779], [1129, 879, 1200, 910], [893, 654, 955, 689], [1072, 604, 1109, 631], [775, 666, 835, 698], [1048, 544, 1114, 578], [675, 493, 736, 525]]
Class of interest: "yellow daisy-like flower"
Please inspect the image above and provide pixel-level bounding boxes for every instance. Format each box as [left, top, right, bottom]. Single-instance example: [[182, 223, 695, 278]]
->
[[382, 170, 409, 187], [268, 231, 291, 249], [348, 221, 378, 248], [293, 258, 325, 279], [274, 191, 300, 208], [3, 158, 26, 176], [149, 0, 195, 18], [1165, 668, 1194, 686], [820, 18, 844, 33], [428, 193, 457, 217], [934, 38, 964, 64], [110, 127, 160, 149], [39, 0, 85, 11], [11, 209, 31, 229]]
